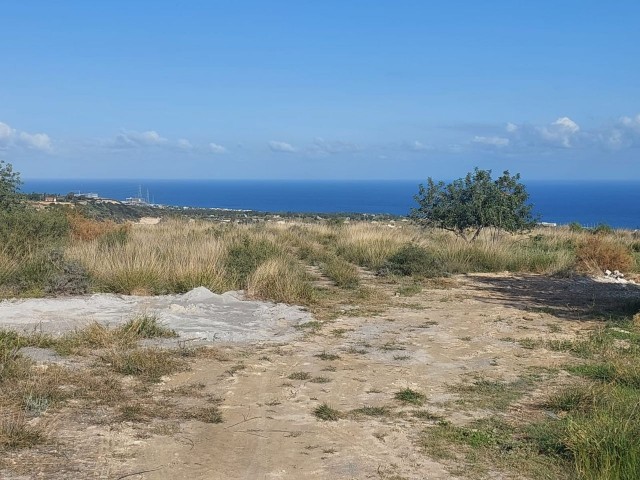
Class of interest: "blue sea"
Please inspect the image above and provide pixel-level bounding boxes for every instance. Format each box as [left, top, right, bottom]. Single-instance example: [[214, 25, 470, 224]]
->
[[21, 179, 640, 229]]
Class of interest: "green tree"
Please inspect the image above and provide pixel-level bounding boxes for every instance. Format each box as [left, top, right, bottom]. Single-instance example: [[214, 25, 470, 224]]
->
[[410, 168, 536, 241], [0, 160, 23, 211]]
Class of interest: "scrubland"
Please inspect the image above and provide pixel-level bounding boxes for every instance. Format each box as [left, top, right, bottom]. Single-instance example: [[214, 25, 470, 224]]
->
[[1, 209, 640, 479]]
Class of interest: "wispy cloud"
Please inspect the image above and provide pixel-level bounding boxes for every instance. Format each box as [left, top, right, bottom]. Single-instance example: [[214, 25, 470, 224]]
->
[[0, 121, 52, 152], [472, 135, 509, 147], [208, 142, 227, 154], [177, 138, 193, 150], [111, 130, 168, 148], [268, 140, 296, 153]]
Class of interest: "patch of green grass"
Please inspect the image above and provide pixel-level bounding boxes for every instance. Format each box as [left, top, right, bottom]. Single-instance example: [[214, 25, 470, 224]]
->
[[101, 348, 187, 383], [309, 376, 331, 384], [568, 363, 617, 383], [183, 406, 223, 424], [351, 405, 390, 417], [411, 409, 443, 421], [313, 403, 341, 421], [346, 347, 368, 355], [288, 371, 312, 380], [331, 328, 351, 337], [314, 351, 340, 361], [451, 374, 542, 410], [320, 256, 360, 289], [295, 321, 323, 332], [394, 388, 426, 405], [119, 313, 177, 339], [518, 338, 543, 349], [396, 283, 422, 297]]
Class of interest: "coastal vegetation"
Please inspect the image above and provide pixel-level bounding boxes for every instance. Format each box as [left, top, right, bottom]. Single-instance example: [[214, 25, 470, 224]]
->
[[2, 162, 640, 478]]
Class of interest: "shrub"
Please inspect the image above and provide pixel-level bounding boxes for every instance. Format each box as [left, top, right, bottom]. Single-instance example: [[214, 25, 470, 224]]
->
[[0, 208, 69, 257], [577, 236, 634, 272], [44, 259, 91, 296], [592, 223, 614, 235], [382, 244, 444, 277], [568, 222, 584, 233], [225, 236, 281, 287]]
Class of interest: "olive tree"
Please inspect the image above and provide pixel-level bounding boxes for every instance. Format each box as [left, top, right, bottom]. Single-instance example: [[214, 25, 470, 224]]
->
[[0, 160, 23, 211], [410, 168, 536, 241]]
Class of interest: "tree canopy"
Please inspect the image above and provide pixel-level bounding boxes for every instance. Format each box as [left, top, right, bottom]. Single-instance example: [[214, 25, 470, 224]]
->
[[0, 160, 23, 211], [410, 168, 536, 241]]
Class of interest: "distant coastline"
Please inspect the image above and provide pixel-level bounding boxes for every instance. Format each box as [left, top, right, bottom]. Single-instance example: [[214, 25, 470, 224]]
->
[[21, 179, 640, 229]]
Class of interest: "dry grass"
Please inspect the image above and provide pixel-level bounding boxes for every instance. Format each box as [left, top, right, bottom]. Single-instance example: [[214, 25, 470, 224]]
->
[[247, 256, 315, 304], [577, 235, 635, 273]]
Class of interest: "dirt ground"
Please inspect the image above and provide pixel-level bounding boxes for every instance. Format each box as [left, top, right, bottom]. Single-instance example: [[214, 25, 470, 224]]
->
[[3, 273, 639, 479]]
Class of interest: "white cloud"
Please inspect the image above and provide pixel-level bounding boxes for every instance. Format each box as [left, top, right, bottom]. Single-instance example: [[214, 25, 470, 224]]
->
[[472, 135, 509, 147], [112, 130, 168, 148], [208, 142, 227, 154], [177, 138, 193, 150], [490, 116, 582, 150], [538, 117, 580, 147], [0, 121, 52, 152], [268, 140, 296, 153]]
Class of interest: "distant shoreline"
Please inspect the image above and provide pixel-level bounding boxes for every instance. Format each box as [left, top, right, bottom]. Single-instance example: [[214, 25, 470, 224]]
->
[[21, 179, 640, 229]]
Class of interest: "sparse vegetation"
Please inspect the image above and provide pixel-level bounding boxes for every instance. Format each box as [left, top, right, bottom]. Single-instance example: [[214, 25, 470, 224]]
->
[[394, 388, 426, 405], [313, 403, 341, 421]]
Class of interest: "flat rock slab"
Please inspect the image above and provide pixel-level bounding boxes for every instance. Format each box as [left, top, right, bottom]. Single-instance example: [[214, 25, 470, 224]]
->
[[0, 287, 312, 343]]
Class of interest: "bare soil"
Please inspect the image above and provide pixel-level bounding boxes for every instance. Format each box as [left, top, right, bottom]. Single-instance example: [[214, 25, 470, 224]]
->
[[2, 273, 639, 479]]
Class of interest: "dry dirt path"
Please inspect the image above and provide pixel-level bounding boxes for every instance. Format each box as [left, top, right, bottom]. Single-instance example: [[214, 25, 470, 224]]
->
[[94, 273, 628, 480]]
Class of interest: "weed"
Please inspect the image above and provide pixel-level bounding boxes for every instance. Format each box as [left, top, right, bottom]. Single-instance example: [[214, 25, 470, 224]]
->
[[351, 406, 390, 417], [288, 372, 311, 380], [310, 377, 331, 384], [394, 388, 426, 405], [313, 403, 341, 421], [0, 412, 45, 449], [315, 351, 340, 361], [119, 313, 177, 339], [183, 406, 223, 424], [102, 348, 187, 382]]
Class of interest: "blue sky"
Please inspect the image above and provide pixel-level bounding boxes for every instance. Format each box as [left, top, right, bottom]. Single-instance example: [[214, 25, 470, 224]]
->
[[1, 1, 639, 180]]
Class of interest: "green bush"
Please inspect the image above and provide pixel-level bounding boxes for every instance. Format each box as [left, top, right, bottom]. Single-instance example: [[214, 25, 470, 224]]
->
[[0, 208, 69, 257], [382, 244, 444, 277], [593, 223, 614, 235], [225, 236, 281, 287]]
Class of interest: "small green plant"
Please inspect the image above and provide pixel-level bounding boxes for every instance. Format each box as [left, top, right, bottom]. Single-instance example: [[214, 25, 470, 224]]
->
[[315, 351, 340, 361], [119, 313, 177, 339], [394, 388, 426, 405], [314, 403, 341, 421], [102, 348, 187, 382], [288, 371, 311, 380], [310, 376, 331, 384]]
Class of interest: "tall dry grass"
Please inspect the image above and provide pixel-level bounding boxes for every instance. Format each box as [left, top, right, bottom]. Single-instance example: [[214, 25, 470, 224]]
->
[[57, 218, 640, 303]]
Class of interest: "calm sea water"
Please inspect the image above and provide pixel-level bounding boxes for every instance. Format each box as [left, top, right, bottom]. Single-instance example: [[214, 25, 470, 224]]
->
[[21, 179, 640, 229]]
